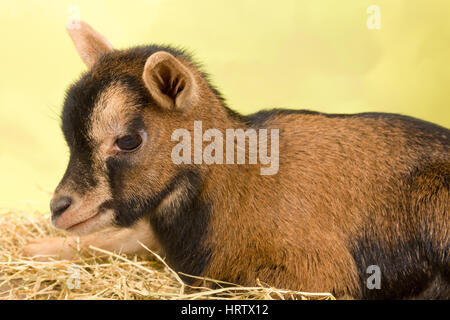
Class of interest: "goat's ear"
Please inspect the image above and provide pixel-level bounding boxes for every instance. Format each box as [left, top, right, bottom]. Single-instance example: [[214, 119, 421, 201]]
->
[[66, 21, 113, 68], [142, 51, 198, 111]]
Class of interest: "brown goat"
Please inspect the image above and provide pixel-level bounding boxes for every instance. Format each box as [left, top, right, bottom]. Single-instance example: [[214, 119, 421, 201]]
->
[[23, 21, 449, 299]]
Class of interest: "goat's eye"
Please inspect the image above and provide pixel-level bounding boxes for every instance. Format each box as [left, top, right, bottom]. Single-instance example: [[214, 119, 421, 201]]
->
[[116, 134, 142, 152]]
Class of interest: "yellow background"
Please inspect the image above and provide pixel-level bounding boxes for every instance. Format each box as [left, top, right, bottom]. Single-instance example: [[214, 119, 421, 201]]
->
[[1, 0, 449, 212]]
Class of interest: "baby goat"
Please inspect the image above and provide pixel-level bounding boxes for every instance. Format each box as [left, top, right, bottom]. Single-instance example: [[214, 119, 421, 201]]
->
[[24, 21, 449, 299]]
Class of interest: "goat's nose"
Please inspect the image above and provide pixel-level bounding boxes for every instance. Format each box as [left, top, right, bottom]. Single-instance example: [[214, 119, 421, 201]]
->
[[50, 196, 72, 217]]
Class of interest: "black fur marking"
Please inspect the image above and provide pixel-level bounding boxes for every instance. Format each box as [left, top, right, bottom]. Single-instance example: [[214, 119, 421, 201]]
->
[[104, 168, 211, 281], [351, 234, 436, 299], [60, 73, 103, 192], [244, 109, 322, 127], [104, 156, 130, 209], [245, 108, 450, 135], [149, 170, 212, 282], [58, 153, 98, 194]]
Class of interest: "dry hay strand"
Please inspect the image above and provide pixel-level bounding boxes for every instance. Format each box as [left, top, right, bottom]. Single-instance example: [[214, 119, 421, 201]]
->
[[0, 210, 335, 300]]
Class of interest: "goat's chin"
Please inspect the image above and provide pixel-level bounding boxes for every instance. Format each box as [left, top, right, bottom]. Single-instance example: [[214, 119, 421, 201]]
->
[[59, 210, 115, 236]]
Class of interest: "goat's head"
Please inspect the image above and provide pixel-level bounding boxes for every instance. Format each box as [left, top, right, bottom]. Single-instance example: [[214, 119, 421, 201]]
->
[[51, 21, 225, 235]]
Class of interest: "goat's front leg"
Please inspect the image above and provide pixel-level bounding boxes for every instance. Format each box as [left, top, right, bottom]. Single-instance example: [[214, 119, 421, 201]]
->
[[22, 219, 161, 261]]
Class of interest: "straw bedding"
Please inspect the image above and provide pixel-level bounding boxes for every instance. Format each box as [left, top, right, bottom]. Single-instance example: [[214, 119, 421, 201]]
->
[[0, 210, 334, 300]]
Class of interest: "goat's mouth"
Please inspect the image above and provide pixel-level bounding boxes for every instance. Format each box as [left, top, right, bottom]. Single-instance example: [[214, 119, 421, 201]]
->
[[65, 211, 102, 232], [53, 209, 114, 236]]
